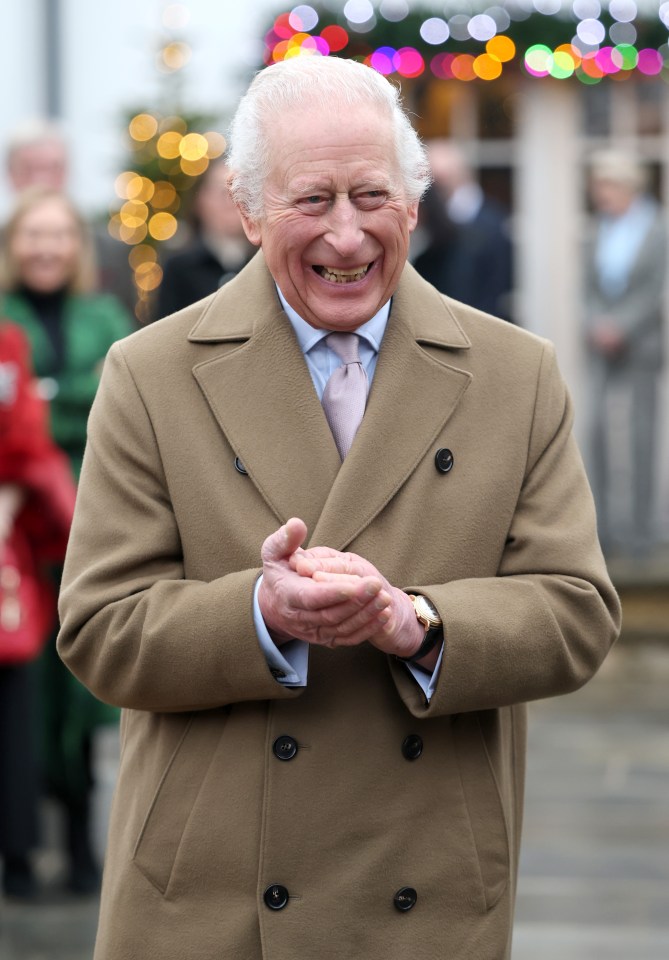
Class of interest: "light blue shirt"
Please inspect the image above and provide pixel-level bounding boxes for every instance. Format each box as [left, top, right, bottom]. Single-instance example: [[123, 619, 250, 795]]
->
[[595, 196, 656, 298], [252, 286, 443, 701]]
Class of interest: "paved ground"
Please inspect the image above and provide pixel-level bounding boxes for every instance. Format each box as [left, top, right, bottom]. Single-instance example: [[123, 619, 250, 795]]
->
[[1, 640, 668, 959]]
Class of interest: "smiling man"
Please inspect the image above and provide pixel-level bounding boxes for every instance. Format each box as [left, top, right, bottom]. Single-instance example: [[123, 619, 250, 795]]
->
[[58, 57, 620, 960]]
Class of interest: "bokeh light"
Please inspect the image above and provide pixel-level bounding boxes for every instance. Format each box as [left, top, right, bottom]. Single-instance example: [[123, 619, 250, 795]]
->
[[451, 54, 476, 81], [148, 212, 178, 241], [128, 245, 157, 271], [420, 18, 449, 45], [486, 6, 511, 32], [179, 133, 209, 161], [161, 41, 191, 71], [577, 19, 606, 46], [379, 0, 409, 22], [180, 156, 209, 176], [320, 25, 348, 52], [637, 48, 663, 75], [289, 5, 319, 31], [151, 181, 179, 211], [473, 53, 503, 79], [487, 35, 516, 62], [573, 0, 600, 18], [394, 47, 424, 77], [344, 0, 374, 24], [469, 14, 497, 42], [157, 131, 182, 159], [609, 0, 637, 22], [134, 261, 164, 293], [448, 15, 471, 42], [204, 132, 226, 159], [129, 114, 158, 142], [525, 44, 552, 77], [370, 46, 396, 74], [533, 0, 561, 13]]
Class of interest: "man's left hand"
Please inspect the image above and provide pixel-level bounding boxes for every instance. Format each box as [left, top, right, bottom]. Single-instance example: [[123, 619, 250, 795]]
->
[[292, 548, 430, 663]]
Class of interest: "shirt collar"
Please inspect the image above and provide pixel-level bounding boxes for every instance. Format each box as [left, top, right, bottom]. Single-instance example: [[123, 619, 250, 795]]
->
[[276, 285, 390, 357]]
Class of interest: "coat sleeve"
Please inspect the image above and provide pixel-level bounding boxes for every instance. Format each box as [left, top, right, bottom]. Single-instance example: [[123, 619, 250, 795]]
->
[[390, 341, 621, 718], [57, 342, 302, 713]]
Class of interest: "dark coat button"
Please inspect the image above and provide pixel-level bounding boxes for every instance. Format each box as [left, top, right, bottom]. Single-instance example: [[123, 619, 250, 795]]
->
[[435, 448, 454, 473], [264, 884, 289, 910], [234, 456, 248, 475], [273, 735, 298, 761], [402, 734, 423, 761], [394, 887, 417, 912]]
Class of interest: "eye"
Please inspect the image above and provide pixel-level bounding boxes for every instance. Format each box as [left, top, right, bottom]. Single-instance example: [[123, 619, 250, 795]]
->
[[355, 190, 386, 209], [297, 194, 328, 213]]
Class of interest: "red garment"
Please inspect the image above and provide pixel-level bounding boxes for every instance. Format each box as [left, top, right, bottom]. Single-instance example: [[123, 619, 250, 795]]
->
[[0, 323, 76, 656]]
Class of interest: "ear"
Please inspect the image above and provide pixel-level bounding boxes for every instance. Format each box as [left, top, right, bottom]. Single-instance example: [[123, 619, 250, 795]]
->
[[407, 199, 419, 234], [237, 207, 262, 247]]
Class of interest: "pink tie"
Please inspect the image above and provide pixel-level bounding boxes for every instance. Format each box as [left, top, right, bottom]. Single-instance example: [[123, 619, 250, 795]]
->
[[322, 333, 369, 460]]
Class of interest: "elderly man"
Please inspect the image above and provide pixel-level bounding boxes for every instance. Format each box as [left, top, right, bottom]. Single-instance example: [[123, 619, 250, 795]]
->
[[584, 151, 666, 556], [58, 57, 620, 960]]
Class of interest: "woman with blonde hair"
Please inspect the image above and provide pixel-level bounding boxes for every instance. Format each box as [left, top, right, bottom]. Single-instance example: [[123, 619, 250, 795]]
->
[[0, 186, 133, 894], [0, 187, 132, 475]]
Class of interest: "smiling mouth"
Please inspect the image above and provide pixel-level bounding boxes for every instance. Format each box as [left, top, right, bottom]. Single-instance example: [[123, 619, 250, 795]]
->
[[313, 263, 372, 284]]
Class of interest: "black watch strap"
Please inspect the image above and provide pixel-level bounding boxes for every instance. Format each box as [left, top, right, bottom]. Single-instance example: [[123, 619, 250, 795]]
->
[[396, 625, 442, 664]]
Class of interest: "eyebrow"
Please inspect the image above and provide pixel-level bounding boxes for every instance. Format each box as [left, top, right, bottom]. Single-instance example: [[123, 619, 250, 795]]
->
[[290, 177, 393, 195]]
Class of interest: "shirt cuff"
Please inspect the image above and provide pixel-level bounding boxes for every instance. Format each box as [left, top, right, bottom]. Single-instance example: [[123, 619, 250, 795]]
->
[[253, 576, 308, 687], [404, 642, 444, 702]]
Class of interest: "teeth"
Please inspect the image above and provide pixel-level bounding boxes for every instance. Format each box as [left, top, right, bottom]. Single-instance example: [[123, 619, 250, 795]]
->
[[317, 264, 370, 283]]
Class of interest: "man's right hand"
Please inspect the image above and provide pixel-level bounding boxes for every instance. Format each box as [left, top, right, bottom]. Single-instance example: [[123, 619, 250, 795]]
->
[[257, 518, 392, 648]]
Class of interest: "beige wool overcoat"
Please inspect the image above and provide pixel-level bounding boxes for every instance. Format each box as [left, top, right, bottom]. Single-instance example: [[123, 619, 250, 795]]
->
[[58, 253, 621, 960]]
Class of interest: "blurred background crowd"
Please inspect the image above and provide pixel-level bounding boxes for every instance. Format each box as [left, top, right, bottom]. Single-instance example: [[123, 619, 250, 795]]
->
[[0, 0, 668, 954]]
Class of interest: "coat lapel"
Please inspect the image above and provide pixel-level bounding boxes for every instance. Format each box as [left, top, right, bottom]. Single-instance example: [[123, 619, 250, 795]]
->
[[310, 264, 472, 550], [190, 254, 341, 533], [190, 255, 472, 548]]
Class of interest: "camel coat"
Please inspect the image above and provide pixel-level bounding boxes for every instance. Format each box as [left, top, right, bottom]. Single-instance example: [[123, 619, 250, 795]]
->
[[58, 253, 620, 960]]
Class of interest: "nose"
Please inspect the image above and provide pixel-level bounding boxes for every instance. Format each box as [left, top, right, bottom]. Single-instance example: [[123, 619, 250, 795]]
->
[[323, 196, 365, 259]]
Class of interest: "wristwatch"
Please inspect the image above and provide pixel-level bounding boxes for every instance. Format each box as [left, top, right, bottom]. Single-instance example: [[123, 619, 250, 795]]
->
[[397, 594, 443, 663]]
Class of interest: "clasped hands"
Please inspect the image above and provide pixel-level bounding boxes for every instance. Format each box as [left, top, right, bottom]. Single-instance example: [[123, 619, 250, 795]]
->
[[257, 517, 430, 664]]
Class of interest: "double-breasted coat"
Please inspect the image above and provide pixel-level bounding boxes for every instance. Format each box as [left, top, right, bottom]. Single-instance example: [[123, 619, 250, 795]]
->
[[58, 253, 620, 960]]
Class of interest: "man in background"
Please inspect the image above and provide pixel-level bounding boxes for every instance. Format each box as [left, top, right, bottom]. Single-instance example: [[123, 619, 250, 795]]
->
[[584, 150, 667, 556], [4, 119, 136, 315], [157, 158, 253, 316], [413, 140, 514, 322]]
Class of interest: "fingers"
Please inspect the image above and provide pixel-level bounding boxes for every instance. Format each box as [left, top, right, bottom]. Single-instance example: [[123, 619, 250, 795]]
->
[[261, 517, 308, 564], [293, 552, 370, 579], [289, 575, 380, 612]]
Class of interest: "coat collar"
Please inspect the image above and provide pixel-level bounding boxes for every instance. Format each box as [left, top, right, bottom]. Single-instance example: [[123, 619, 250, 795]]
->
[[191, 252, 472, 550]]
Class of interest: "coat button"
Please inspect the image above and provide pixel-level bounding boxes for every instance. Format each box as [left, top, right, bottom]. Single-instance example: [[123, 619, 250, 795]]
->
[[264, 884, 289, 910], [402, 734, 423, 761], [234, 456, 248, 475], [435, 448, 454, 474], [394, 887, 417, 912], [273, 735, 298, 761]]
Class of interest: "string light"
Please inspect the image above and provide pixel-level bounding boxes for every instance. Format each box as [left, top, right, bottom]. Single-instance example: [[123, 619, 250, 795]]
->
[[260, 4, 669, 86]]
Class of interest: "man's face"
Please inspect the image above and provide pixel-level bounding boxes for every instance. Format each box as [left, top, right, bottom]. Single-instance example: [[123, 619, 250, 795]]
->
[[589, 176, 635, 217], [8, 140, 68, 192], [239, 101, 418, 331]]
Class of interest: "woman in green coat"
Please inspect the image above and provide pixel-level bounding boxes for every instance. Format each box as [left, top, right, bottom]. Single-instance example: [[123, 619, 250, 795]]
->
[[0, 186, 133, 894]]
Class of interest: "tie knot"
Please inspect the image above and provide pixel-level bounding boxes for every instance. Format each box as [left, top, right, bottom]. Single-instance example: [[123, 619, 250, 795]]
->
[[326, 332, 361, 366]]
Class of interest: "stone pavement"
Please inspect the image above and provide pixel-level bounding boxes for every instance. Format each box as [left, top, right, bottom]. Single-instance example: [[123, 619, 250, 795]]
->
[[1, 641, 668, 959]]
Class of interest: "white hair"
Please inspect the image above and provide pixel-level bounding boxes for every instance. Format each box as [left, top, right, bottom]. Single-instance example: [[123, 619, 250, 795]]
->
[[5, 118, 68, 162], [589, 150, 647, 192], [227, 56, 431, 221]]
